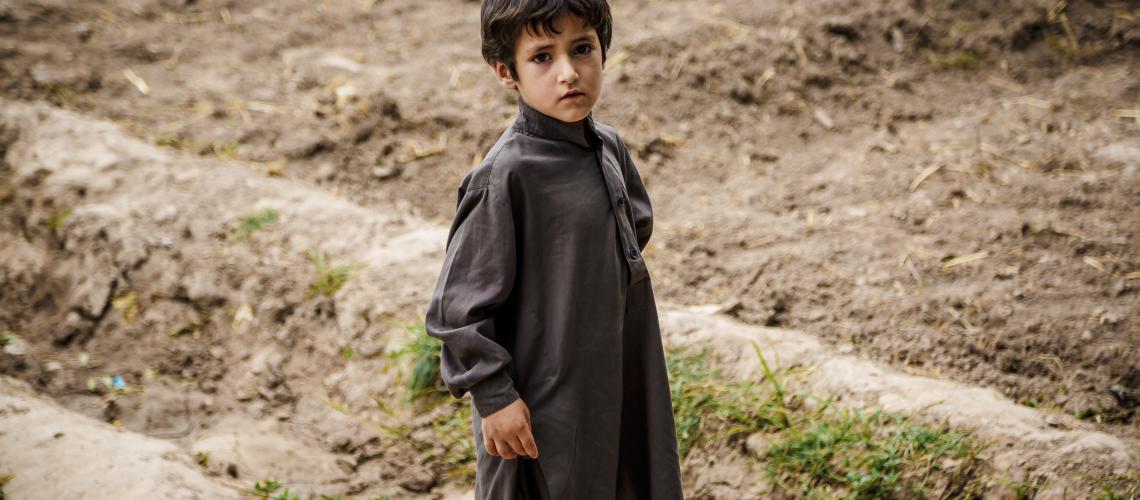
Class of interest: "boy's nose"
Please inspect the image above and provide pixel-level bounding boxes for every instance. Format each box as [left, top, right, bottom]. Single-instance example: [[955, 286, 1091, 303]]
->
[[557, 59, 579, 84]]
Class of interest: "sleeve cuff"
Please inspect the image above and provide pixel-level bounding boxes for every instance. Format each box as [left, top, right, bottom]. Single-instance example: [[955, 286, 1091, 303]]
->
[[469, 369, 519, 418]]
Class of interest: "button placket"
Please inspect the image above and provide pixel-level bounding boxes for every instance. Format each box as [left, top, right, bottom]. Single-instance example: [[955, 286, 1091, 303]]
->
[[596, 152, 635, 247], [594, 147, 648, 284]]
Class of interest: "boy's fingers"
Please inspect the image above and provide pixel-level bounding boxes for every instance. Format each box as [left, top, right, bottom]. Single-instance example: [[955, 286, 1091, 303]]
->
[[485, 438, 499, 457], [521, 429, 539, 458], [496, 438, 518, 459], [505, 434, 527, 457]]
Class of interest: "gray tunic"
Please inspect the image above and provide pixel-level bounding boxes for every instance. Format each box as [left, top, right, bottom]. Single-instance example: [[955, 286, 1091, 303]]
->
[[425, 97, 684, 499]]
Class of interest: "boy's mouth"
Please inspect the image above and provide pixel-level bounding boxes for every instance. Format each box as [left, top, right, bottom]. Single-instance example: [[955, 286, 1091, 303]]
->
[[561, 89, 585, 100]]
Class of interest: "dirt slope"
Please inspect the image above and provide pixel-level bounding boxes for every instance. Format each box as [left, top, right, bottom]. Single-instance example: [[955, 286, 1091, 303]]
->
[[2, 0, 1136, 429], [1, 96, 1136, 498], [1, 0, 1138, 497]]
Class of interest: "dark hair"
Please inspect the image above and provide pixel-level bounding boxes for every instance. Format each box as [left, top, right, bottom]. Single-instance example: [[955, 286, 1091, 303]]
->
[[481, 0, 613, 80]]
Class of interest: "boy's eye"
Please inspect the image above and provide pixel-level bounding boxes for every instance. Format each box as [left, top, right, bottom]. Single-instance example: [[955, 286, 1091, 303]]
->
[[531, 53, 551, 63], [574, 44, 594, 55]]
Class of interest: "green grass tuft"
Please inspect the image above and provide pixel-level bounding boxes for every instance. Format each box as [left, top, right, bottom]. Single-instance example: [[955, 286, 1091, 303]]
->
[[1097, 474, 1140, 500], [211, 142, 240, 159], [765, 410, 977, 498], [155, 133, 185, 149], [430, 401, 477, 481], [666, 342, 985, 498], [45, 206, 72, 232], [228, 208, 278, 241], [926, 49, 985, 72], [381, 319, 476, 482], [305, 248, 360, 297], [1, 471, 12, 500], [250, 479, 298, 500], [388, 320, 446, 400], [666, 345, 788, 458]]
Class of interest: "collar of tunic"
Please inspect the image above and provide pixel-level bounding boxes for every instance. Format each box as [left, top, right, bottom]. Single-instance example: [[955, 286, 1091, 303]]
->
[[513, 97, 603, 150]]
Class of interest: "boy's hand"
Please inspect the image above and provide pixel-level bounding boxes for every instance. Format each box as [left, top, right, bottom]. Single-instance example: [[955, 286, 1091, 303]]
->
[[481, 397, 539, 459]]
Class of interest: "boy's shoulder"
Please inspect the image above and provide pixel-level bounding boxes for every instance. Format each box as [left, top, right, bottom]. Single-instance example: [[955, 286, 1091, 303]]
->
[[590, 119, 624, 148], [458, 127, 519, 193], [458, 118, 632, 192]]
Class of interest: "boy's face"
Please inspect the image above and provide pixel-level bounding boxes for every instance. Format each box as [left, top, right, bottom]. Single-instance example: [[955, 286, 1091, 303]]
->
[[492, 13, 603, 124]]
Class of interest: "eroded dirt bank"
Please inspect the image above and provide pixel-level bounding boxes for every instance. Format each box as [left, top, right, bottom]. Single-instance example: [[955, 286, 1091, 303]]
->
[[1, 0, 1138, 497], [0, 96, 1136, 497], [1, 0, 1136, 428]]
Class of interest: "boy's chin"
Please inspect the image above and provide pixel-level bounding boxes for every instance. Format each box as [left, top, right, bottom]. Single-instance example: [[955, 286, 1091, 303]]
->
[[557, 112, 590, 123], [548, 105, 592, 124]]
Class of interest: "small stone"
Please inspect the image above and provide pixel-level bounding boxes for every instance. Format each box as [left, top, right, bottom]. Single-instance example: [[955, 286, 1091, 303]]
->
[[316, 162, 337, 180], [715, 300, 744, 316], [803, 308, 826, 322], [744, 432, 770, 456], [154, 205, 179, 224], [995, 265, 1020, 279], [2, 337, 27, 356], [371, 164, 401, 180], [398, 464, 436, 493], [1101, 312, 1121, 325]]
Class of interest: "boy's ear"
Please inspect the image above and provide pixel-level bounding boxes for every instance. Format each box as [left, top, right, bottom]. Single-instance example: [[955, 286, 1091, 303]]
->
[[491, 60, 518, 90]]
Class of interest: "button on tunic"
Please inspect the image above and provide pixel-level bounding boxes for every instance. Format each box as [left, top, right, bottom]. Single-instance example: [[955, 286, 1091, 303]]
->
[[425, 97, 684, 499]]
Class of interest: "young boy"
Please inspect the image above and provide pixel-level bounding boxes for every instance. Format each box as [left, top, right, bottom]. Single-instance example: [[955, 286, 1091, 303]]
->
[[424, 1, 684, 498]]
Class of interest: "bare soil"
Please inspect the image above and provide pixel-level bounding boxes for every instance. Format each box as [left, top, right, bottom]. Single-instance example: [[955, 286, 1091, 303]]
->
[[1, 0, 1138, 497]]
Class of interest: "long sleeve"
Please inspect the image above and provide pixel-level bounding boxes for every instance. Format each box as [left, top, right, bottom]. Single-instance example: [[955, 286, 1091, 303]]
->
[[617, 135, 653, 251], [425, 171, 520, 418]]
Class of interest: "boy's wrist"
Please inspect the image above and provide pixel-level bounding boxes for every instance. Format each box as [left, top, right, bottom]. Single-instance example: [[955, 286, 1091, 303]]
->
[[470, 369, 520, 418]]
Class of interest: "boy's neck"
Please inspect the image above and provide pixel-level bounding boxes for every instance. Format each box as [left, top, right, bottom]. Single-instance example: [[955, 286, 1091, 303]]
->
[[565, 118, 586, 143], [515, 97, 596, 148]]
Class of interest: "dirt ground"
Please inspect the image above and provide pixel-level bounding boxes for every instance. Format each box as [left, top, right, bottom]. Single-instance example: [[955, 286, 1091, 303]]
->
[[1, 0, 1138, 497]]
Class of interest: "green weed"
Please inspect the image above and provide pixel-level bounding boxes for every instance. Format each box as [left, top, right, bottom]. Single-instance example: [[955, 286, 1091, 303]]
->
[[45, 206, 72, 232], [429, 401, 477, 482], [211, 142, 240, 159], [305, 248, 360, 297], [155, 133, 185, 149], [250, 479, 298, 500], [1097, 473, 1140, 500], [1045, 32, 1076, 59], [169, 321, 201, 337], [764, 410, 978, 498], [48, 83, 75, 102], [388, 320, 446, 400], [1006, 473, 1046, 499], [666, 342, 984, 498], [228, 208, 278, 241], [383, 320, 476, 482], [250, 477, 390, 500], [0, 471, 11, 500], [666, 345, 788, 458]]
